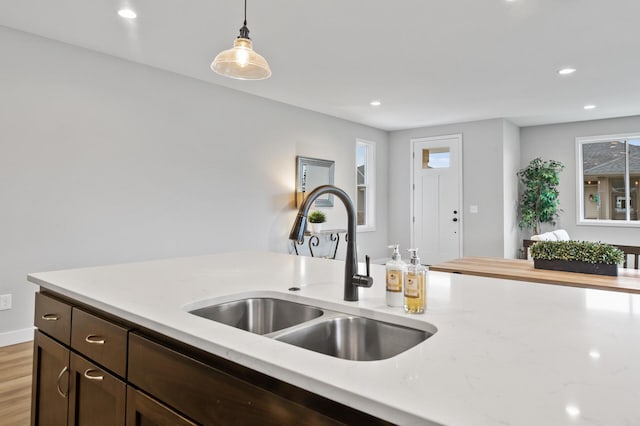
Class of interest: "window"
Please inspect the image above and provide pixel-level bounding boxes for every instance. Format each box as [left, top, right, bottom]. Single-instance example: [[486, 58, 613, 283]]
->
[[577, 133, 640, 225], [421, 147, 450, 169], [356, 139, 376, 231]]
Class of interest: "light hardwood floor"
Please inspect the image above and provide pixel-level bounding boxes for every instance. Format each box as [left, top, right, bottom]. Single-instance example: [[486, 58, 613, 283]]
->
[[0, 341, 33, 426]]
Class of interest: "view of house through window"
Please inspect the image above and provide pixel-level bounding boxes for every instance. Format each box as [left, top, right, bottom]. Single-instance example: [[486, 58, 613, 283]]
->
[[578, 134, 640, 224], [356, 139, 376, 229]]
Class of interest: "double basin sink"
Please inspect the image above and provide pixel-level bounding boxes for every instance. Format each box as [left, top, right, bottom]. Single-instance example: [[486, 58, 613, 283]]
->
[[188, 297, 436, 361]]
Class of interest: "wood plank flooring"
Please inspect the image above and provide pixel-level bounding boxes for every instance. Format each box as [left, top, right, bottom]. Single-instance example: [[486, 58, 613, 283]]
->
[[0, 341, 33, 426]]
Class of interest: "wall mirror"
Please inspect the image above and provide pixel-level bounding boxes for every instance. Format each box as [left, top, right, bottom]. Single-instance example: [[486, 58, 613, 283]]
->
[[296, 156, 335, 207]]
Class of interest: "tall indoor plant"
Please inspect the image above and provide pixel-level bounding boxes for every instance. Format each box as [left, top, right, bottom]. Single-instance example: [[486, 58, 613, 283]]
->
[[518, 157, 565, 235]]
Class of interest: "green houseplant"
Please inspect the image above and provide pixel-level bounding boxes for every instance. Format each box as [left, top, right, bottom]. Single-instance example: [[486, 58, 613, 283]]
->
[[308, 210, 326, 233], [518, 158, 565, 235], [530, 241, 624, 276]]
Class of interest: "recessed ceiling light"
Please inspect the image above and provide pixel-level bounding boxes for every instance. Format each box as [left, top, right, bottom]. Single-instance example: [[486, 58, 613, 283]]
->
[[565, 405, 580, 418], [118, 9, 137, 19], [584, 104, 596, 110], [558, 68, 576, 75], [370, 100, 382, 107]]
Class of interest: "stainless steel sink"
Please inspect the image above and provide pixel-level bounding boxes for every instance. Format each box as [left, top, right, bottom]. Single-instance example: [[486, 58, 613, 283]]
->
[[188, 298, 323, 335], [187, 296, 436, 360], [275, 316, 433, 361]]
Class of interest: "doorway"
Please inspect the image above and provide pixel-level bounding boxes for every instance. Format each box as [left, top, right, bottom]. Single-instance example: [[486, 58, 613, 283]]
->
[[411, 134, 463, 265]]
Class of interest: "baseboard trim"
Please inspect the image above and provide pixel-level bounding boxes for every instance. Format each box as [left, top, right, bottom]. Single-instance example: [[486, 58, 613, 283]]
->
[[0, 327, 34, 347]]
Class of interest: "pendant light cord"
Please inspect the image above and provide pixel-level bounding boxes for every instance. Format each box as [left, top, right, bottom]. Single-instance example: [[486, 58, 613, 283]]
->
[[238, 0, 250, 39]]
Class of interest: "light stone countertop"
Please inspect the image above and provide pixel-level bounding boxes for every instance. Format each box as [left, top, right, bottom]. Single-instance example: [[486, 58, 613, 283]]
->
[[28, 251, 640, 425]]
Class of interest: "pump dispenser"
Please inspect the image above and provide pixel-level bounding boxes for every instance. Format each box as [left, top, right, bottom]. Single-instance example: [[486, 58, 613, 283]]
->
[[385, 245, 406, 307], [404, 249, 426, 314]]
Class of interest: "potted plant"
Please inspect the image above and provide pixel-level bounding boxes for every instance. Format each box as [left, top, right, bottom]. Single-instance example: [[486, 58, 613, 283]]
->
[[308, 210, 326, 233], [518, 158, 565, 235], [530, 240, 624, 276]]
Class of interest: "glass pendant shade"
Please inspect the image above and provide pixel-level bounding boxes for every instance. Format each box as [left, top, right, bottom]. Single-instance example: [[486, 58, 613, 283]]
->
[[211, 38, 271, 80]]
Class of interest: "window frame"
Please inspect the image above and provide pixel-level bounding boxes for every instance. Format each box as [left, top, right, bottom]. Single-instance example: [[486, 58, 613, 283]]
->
[[356, 139, 376, 232], [576, 132, 640, 227]]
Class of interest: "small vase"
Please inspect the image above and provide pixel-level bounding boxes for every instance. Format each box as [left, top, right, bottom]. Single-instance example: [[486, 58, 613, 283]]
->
[[309, 222, 324, 233]]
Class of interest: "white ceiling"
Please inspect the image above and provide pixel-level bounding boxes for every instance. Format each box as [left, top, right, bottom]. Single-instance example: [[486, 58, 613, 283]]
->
[[2, 0, 639, 131]]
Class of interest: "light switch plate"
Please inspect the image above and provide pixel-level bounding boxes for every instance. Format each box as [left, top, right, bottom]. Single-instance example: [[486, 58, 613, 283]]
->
[[470, 205, 479, 213], [0, 294, 11, 310]]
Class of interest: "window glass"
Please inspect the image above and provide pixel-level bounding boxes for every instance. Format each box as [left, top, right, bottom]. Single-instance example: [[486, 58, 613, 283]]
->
[[579, 135, 640, 224], [422, 147, 450, 169], [356, 140, 375, 229]]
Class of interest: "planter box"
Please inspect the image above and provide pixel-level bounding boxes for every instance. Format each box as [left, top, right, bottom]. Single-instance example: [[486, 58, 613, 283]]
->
[[533, 259, 618, 276]]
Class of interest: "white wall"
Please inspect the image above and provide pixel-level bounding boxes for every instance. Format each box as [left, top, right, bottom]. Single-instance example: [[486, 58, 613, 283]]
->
[[0, 27, 388, 344], [388, 119, 512, 260], [520, 116, 640, 245]]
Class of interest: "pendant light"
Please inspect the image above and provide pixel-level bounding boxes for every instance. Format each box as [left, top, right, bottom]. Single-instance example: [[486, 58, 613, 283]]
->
[[211, 0, 271, 80]]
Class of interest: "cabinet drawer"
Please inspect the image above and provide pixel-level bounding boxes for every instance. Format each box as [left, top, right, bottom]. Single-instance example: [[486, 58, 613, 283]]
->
[[128, 333, 340, 425], [71, 308, 128, 377], [35, 292, 72, 345]]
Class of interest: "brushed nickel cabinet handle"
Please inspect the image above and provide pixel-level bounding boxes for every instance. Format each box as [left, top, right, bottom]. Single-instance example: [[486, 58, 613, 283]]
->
[[84, 335, 105, 344], [56, 366, 68, 398], [41, 314, 59, 321], [83, 369, 104, 381]]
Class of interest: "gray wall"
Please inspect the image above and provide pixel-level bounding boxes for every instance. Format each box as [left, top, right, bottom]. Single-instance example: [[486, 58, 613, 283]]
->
[[503, 120, 521, 258], [388, 119, 513, 261], [520, 116, 640, 245], [0, 27, 388, 343]]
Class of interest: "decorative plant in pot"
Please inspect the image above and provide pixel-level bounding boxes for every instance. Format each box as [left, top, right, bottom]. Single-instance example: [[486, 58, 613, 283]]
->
[[518, 157, 565, 235], [307, 210, 326, 233], [530, 240, 624, 276]]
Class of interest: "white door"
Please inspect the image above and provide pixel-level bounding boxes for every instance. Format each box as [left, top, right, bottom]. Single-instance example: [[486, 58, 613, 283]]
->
[[412, 135, 462, 265]]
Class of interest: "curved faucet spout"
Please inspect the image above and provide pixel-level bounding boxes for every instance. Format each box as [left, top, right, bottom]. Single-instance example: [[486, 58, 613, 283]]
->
[[289, 185, 372, 301]]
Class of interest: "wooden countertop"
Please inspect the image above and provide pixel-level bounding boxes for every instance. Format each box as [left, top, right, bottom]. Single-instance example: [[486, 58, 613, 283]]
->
[[430, 256, 640, 294]]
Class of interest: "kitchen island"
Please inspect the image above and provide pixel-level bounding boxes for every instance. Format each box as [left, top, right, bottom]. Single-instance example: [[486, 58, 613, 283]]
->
[[28, 251, 640, 425]]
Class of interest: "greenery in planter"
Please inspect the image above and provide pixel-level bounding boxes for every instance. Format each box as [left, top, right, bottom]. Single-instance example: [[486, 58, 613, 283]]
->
[[530, 241, 624, 265], [517, 157, 565, 235], [308, 210, 326, 224]]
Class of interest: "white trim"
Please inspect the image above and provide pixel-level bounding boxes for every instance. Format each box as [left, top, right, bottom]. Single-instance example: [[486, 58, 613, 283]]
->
[[577, 220, 640, 228], [410, 133, 463, 257], [576, 133, 640, 227], [0, 327, 34, 347], [356, 138, 377, 232]]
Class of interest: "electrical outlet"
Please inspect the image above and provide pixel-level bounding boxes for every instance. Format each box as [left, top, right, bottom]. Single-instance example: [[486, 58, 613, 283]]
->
[[0, 294, 12, 310]]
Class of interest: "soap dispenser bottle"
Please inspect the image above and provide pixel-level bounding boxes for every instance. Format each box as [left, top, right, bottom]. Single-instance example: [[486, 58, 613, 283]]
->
[[404, 249, 426, 314], [385, 244, 406, 307]]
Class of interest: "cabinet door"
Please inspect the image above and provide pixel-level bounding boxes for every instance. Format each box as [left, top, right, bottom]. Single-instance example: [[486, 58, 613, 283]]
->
[[31, 331, 69, 426], [67, 352, 126, 426], [126, 387, 197, 426]]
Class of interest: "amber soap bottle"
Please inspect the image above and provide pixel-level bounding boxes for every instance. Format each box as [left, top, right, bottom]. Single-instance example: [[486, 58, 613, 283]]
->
[[404, 249, 426, 314]]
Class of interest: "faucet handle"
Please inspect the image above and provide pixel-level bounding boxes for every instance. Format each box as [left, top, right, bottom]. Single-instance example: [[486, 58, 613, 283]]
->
[[365, 255, 371, 276], [352, 255, 373, 288]]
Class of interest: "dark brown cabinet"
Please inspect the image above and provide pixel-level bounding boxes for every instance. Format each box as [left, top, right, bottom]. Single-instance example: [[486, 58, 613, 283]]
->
[[126, 387, 197, 426], [32, 291, 390, 425], [31, 293, 128, 426], [128, 332, 340, 425], [67, 352, 126, 426], [31, 331, 70, 426]]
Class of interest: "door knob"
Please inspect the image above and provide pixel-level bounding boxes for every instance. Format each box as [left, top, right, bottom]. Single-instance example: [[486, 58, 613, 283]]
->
[[453, 210, 458, 214], [452, 218, 458, 222]]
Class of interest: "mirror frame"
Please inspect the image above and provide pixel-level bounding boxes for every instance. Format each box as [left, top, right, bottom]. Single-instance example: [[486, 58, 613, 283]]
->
[[296, 156, 335, 207]]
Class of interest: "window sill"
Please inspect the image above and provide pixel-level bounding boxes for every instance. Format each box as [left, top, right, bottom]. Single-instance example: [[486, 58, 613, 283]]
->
[[357, 225, 377, 233], [577, 220, 640, 228]]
